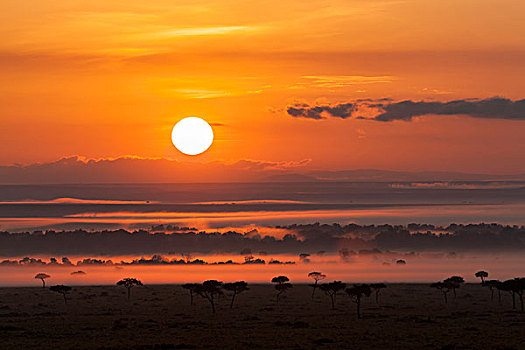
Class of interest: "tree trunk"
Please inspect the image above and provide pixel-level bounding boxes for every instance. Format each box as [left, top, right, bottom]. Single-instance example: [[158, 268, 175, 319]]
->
[[210, 297, 216, 314], [443, 291, 448, 304], [311, 281, 317, 299], [62, 293, 67, 306], [330, 295, 335, 310], [490, 288, 494, 301], [189, 291, 194, 305], [452, 288, 456, 298], [41, 279, 46, 288], [230, 293, 236, 309]]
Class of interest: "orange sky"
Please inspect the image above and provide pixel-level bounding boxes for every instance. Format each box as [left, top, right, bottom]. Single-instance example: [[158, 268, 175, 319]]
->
[[1, 0, 525, 174]]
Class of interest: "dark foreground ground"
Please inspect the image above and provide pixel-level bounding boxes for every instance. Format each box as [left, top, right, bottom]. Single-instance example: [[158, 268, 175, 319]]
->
[[0, 284, 524, 350]]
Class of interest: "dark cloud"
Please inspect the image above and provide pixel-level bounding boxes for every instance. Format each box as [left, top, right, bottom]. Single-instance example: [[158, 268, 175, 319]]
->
[[372, 97, 525, 122], [287, 103, 356, 119], [286, 97, 525, 122]]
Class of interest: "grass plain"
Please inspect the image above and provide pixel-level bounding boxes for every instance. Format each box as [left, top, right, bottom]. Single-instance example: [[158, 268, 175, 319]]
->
[[0, 283, 524, 350]]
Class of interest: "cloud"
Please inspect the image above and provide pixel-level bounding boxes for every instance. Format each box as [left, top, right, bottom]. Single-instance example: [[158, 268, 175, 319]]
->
[[1, 156, 523, 185], [169, 89, 234, 99], [287, 103, 356, 120], [286, 97, 525, 122], [371, 97, 525, 122], [159, 26, 251, 37], [0, 156, 312, 184], [390, 182, 525, 190], [234, 158, 312, 171], [167, 88, 262, 99], [296, 75, 393, 88]]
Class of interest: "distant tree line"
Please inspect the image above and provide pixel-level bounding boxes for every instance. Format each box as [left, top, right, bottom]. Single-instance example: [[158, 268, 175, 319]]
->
[[2, 254, 294, 266], [2, 223, 525, 257]]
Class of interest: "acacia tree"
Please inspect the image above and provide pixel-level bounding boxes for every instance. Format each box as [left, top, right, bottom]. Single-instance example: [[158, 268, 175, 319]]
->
[[484, 280, 501, 301], [308, 272, 326, 299], [444, 276, 464, 298], [475, 271, 489, 285], [181, 283, 199, 305], [370, 283, 387, 304], [195, 280, 223, 313], [319, 281, 346, 310], [271, 276, 292, 304], [515, 278, 525, 312], [223, 281, 249, 309], [116, 278, 143, 300], [34, 273, 51, 288], [346, 284, 371, 319], [500, 278, 525, 312], [431, 281, 453, 304], [499, 279, 517, 309], [513, 278, 525, 312], [49, 285, 72, 306]]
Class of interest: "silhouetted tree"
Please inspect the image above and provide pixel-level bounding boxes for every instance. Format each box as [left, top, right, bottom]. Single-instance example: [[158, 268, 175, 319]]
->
[[370, 283, 387, 304], [431, 282, 452, 304], [346, 284, 371, 319], [223, 281, 249, 309], [49, 285, 72, 306], [271, 276, 292, 304], [499, 279, 517, 309], [484, 280, 501, 301], [319, 281, 346, 310], [444, 276, 464, 297], [34, 273, 50, 288], [475, 271, 488, 285], [299, 253, 311, 263], [308, 271, 326, 299], [116, 278, 143, 300], [500, 278, 525, 312], [514, 278, 525, 312], [195, 280, 223, 313], [181, 283, 199, 305]]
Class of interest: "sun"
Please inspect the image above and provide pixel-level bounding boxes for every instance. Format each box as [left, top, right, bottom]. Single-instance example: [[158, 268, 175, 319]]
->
[[171, 117, 214, 156]]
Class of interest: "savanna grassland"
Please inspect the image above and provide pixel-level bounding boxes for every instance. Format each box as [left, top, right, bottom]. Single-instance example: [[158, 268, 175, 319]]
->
[[1, 283, 524, 350]]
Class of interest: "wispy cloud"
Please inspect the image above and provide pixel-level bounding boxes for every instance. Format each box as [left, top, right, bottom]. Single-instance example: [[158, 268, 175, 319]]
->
[[170, 89, 233, 99], [157, 26, 253, 37], [133, 26, 257, 42], [233, 158, 312, 171], [169, 88, 262, 99], [294, 75, 393, 89]]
